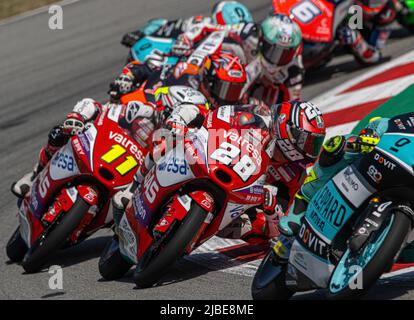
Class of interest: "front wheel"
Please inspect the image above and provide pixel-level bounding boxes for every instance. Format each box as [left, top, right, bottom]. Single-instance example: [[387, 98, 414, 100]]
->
[[328, 211, 411, 299], [6, 227, 28, 262], [133, 203, 207, 288], [251, 249, 294, 300], [22, 197, 90, 273]]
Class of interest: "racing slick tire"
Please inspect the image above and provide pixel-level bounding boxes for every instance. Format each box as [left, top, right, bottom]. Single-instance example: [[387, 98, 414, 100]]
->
[[327, 211, 411, 300], [6, 227, 28, 262], [21, 197, 90, 273], [133, 202, 208, 288], [251, 249, 294, 300]]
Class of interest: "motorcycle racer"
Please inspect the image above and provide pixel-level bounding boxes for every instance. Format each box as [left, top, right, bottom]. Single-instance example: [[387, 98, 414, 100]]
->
[[172, 13, 304, 107], [11, 98, 156, 198], [121, 1, 253, 48], [113, 95, 327, 245], [218, 100, 326, 243], [110, 50, 248, 108], [338, 0, 399, 65], [277, 115, 392, 244]]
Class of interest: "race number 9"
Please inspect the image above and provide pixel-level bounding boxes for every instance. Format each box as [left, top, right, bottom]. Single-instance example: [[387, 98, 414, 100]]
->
[[291, 0, 321, 24]]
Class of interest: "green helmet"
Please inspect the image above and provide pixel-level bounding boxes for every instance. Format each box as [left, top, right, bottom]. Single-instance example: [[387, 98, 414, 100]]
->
[[260, 13, 302, 66]]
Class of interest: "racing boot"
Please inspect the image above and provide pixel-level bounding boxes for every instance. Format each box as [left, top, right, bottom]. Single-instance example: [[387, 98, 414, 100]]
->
[[11, 163, 42, 198], [270, 234, 294, 264], [278, 192, 309, 237], [11, 125, 69, 198], [241, 185, 284, 244], [112, 179, 139, 224]]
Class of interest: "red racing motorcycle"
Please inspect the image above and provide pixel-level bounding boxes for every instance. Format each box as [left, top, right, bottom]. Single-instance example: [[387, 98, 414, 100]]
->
[[6, 105, 147, 273], [99, 105, 273, 287], [273, 0, 353, 69]]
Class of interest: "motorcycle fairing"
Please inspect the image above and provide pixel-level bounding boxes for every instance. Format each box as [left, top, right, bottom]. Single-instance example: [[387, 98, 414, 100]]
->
[[49, 142, 80, 181], [288, 165, 374, 288], [273, 0, 335, 42], [376, 133, 414, 176], [156, 146, 195, 187], [131, 36, 178, 66], [76, 124, 97, 172], [218, 201, 256, 230], [273, 0, 352, 42], [118, 212, 139, 264]]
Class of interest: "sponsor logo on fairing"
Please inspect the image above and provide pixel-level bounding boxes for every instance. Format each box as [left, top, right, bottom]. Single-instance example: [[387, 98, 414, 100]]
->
[[374, 153, 396, 170], [133, 190, 152, 228], [298, 221, 328, 258], [333, 166, 372, 208], [109, 131, 144, 163], [367, 165, 383, 183]]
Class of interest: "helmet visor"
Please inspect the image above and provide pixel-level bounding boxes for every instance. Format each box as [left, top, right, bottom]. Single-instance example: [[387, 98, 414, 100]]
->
[[289, 126, 325, 159], [211, 79, 244, 103], [261, 37, 296, 66]]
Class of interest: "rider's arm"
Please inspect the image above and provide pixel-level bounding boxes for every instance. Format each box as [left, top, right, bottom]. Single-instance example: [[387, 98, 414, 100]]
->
[[109, 61, 154, 100], [284, 54, 305, 101]]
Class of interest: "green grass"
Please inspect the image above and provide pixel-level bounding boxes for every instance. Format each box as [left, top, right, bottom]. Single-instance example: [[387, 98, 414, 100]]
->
[[0, 0, 58, 20]]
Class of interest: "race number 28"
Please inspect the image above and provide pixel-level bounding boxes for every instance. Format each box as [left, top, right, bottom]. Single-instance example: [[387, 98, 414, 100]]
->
[[210, 142, 256, 182], [291, 0, 321, 24]]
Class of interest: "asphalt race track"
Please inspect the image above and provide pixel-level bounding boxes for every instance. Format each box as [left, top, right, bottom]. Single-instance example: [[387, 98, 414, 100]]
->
[[1, 0, 414, 300]]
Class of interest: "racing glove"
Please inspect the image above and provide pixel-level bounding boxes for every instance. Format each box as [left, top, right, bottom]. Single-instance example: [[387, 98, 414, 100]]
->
[[144, 49, 166, 70], [172, 34, 193, 56], [62, 112, 85, 136], [121, 30, 144, 48], [347, 128, 381, 154]]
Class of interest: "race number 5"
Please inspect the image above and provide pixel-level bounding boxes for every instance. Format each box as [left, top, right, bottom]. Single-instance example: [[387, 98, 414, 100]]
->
[[291, 0, 321, 24]]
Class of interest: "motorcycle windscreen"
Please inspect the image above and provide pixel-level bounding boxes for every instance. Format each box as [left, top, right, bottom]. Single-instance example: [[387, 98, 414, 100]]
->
[[131, 36, 178, 66], [272, 0, 335, 42]]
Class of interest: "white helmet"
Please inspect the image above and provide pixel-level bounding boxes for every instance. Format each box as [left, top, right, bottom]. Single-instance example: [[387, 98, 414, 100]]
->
[[158, 86, 208, 108], [72, 98, 101, 121]]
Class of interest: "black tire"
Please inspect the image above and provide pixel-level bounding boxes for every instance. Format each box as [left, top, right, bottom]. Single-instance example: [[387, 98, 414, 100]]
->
[[251, 250, 294, 300], [133, 203, 207, 288], [6, 227, 28, 262], [22, 197, 90, 273], [327, 211, 411, 300], [99, 236, 133, 280]]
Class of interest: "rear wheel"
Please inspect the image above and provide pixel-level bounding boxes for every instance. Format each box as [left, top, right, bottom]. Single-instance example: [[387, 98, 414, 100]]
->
[[99, 236, 133, 280], [328, 211, 411, 299], [133, 203, 207, 288], [6, 227, 28, 262], [251, 249, 294, 300], [22, 197, 90, 273]]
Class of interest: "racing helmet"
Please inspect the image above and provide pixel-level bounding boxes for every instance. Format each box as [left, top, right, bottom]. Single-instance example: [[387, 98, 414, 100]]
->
[[154, 86, 209, 125], [211, 1, 253, 25], [260, 13, 302, 66], [272, 100, 326, 161], [203, 52, 247, 105]]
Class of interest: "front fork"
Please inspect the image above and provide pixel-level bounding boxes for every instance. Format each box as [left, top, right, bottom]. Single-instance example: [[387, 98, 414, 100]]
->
[[153, 191, 215, 253], [37, 185, 99, 244]]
